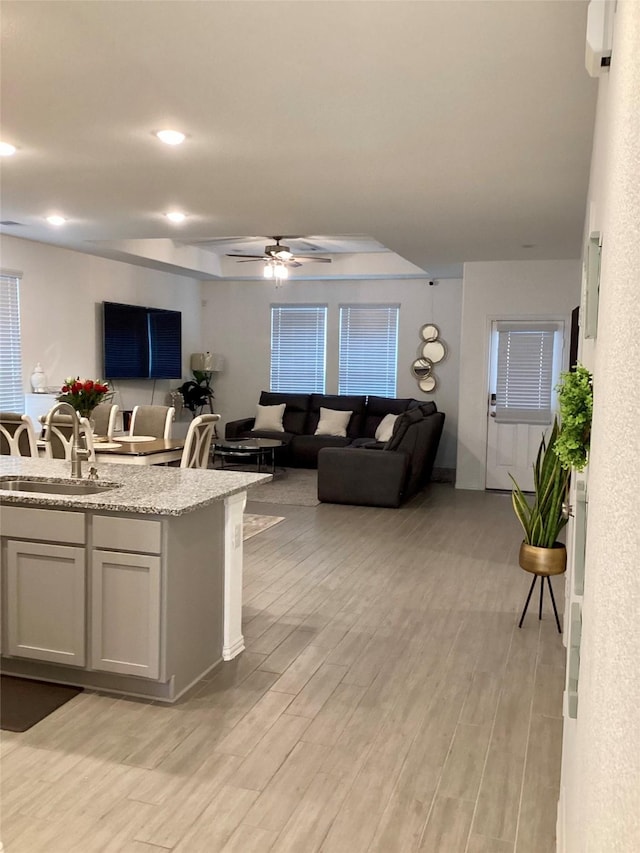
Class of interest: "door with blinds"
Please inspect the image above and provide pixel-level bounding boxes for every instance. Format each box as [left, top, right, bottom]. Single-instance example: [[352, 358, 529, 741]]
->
[[486, 320, 564, 491]]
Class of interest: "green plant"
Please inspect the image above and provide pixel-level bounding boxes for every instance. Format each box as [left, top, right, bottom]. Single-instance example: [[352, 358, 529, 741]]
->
[[510, 418, 570, 547], [177, 371, 214, 414], [554, 364, 593, 471]]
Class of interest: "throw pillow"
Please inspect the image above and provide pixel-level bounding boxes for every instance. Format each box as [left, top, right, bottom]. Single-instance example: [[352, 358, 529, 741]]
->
[[314, 407, 352, 437], [254, 403, 286, 432], [375, 413, 399, 442]]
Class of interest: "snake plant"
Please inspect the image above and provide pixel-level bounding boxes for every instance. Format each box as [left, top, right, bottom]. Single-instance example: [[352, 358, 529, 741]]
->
[[510, 418, 570, 547]]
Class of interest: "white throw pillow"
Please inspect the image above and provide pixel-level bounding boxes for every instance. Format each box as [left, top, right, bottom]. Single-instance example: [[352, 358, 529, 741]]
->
[[315, 407, 352, 437], [375, 413, 399, 442], [254, 403, 286, 432]]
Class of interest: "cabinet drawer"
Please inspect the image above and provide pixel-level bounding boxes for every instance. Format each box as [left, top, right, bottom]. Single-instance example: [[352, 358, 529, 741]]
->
[[93, 515, 162, 554], [0, 506, 85, 544]]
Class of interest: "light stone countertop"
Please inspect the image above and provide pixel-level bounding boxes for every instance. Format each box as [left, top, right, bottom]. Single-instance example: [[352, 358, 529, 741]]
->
[[0, 457, 271, 516]]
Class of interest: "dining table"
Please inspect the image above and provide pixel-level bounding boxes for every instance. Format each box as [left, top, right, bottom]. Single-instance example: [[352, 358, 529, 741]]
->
[[38, 435, 186, 466]]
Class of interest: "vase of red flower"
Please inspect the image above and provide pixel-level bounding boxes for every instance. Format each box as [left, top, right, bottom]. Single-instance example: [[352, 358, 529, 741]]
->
[[57, 377, 111, 420]]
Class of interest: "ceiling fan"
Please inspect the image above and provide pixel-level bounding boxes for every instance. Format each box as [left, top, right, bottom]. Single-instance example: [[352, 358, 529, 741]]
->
[[226, 236, 332, 270]]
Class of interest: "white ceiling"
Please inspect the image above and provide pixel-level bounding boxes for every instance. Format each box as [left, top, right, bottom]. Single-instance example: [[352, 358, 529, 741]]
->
[[0, 0, 598, 281]]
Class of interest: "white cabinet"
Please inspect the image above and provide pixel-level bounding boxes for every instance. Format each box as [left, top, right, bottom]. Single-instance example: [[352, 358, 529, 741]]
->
[[91, 549, 161, 679], [6, 540, 85, 665]]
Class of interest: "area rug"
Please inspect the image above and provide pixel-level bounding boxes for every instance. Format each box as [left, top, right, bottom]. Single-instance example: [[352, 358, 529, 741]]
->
[[1, 675, 82, 732], [246, 468, 320, 507], [243, 513, 285, 541]]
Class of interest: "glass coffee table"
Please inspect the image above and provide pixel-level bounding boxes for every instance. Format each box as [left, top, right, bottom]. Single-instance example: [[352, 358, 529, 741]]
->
[[213, 438, 283, 474]]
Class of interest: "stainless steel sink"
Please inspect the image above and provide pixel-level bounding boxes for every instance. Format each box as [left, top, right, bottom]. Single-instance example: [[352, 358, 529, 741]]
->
[[0, 476, 119, 496]]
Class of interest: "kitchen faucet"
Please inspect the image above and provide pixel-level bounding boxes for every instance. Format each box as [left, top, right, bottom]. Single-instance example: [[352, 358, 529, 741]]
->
[[44, 401, 90, 478]]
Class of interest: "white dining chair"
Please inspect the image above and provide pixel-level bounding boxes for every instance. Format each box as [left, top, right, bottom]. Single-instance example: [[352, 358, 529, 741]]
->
[[40, 412, 96, 462], [180, 414, 220, 469], [0, 412, 38, 457], [91, 402, 119, 439], [129, 405, 175, 439]]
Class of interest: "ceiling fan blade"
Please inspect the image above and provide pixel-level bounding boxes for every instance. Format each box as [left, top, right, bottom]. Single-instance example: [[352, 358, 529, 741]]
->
[[226, 254, 266, 260], [293, 256, 332, 263], [287, 261, 303, 268]]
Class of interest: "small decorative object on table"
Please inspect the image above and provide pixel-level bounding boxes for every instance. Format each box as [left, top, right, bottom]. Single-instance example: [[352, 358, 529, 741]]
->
[[30, 362, 47, 392], [56, 377, 111, 422]]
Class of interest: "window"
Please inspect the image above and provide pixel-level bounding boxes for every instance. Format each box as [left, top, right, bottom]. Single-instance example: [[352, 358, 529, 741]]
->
[[338, 304, 399, 397], [494, 322, 562, 424], [0, 273, 23, 411], [270, 305, 327, 393]]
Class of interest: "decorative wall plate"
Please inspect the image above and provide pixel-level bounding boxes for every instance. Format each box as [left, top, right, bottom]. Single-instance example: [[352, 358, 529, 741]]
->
[[421, 339, 446, 363], [419, 375, 437, 392], [411, 357, 433, 380], [420, 323, 439, 342]]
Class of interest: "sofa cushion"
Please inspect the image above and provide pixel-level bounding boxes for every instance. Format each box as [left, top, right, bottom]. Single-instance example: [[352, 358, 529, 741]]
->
[[374, 413, 399, 442], [384, 407, 424, 451], [259, 391, 310, 434], [308, 394, 366, 438], [362, 395, 415, 438], [254, 403, 285, 432], [417, 401, 437, 417], [315, 407, 353, 437]]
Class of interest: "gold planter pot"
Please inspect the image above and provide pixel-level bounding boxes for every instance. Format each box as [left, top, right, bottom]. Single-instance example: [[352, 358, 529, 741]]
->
[[518, 542, 567, 576]]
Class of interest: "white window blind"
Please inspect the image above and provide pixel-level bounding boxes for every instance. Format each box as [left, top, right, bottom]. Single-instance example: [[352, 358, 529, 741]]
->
[[0, 273, 24, 412], [338, 304, 399, 397], [270, 305, 327, 393], [495, 323, 559, 424]]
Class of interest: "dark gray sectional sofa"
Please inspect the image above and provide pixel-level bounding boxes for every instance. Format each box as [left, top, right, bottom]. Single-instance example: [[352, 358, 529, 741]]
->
[[225, 390, 445, 507]]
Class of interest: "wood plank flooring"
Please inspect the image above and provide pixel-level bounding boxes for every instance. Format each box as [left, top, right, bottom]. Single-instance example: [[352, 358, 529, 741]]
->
[[0, 485, 566, 852]]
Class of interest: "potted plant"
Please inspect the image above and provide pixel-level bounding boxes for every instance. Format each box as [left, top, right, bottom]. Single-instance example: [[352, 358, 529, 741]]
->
[[177, 370, 214, 416], [510, 419, 570, 631], [554, 363, 593, 472]]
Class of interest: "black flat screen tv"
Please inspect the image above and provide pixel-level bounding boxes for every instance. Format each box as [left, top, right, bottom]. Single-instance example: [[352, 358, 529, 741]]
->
[[102, 301, 182, 379]]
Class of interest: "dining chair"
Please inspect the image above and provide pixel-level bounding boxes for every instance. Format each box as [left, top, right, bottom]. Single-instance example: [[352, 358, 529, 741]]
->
[[40, 412, 96, 462], [91, 402, 119, 439], [180, 414, 220, 469], [129, 405, 175, 439], [0, 412, 38, 457]]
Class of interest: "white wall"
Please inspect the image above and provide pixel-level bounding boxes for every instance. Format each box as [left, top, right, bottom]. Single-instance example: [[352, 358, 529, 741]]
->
[[560, 4, 640, 851], [1, 235, 202, 414], [200, 276, 462, 469], [456, 260, 581, 490]]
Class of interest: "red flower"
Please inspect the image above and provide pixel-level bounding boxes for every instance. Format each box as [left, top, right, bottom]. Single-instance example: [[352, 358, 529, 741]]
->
[[61, 384, 69, 392], [83, 380, 94, 391]]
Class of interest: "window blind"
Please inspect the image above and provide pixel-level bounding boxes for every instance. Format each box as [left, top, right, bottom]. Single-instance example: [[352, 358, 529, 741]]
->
[[495, 323, 559, 424], [270, 305, 327, 393], [338, 304, 399, 397], [0, 273, 24, 412]]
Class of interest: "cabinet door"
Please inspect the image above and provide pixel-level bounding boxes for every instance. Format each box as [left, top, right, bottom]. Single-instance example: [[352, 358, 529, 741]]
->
[[6, 540, 86, 666], [91, 550, 161, 679]]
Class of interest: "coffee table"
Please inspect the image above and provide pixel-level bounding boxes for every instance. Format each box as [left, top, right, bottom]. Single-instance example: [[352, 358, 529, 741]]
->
[[213, 438, 283, 474]]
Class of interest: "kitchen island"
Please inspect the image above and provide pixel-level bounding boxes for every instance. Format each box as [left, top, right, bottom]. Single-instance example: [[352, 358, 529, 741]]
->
[[0, 457, 270, 702]]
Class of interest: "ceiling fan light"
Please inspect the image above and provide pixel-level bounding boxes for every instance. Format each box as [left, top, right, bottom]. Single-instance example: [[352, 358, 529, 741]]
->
[[263, 264, 274, 279], [276, 250, 293, 261], [274, 263, 288, 280]]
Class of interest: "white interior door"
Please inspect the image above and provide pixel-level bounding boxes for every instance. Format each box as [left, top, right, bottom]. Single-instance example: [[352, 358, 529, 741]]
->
[[486, 320, 564, 491]]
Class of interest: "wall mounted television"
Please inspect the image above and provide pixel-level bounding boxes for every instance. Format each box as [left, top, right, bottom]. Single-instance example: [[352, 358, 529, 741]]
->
[[102, 301, 182, 379]]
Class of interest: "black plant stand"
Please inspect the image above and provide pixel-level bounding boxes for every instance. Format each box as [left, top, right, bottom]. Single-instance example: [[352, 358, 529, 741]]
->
[[518, 573, 562, 633]]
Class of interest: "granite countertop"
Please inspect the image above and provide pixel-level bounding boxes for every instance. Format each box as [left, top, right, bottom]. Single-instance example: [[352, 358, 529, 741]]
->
[[0, 457, 271, 516]]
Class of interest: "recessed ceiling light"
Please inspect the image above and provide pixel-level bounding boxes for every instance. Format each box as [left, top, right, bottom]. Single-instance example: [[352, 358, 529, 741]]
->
[[156, 130, 186, 146], [522, 243, 536, 249], [165, 211, 186, 223], [0, 142, 17, 156], [46, 215, 67, 226]]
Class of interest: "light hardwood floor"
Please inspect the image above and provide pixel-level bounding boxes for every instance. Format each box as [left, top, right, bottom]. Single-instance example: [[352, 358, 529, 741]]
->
[[0, 484, 566, 852]]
